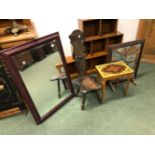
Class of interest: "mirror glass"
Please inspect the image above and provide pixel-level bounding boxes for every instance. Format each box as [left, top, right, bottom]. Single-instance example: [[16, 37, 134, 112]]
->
[[12, 39, 70, 116]]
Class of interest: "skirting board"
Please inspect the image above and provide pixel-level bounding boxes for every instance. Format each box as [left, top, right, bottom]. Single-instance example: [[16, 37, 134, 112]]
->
[[0, 107, 27, 119]]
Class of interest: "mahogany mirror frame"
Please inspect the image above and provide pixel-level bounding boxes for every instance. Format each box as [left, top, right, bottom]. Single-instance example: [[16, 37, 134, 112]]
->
[[1, 32, 75, 125]]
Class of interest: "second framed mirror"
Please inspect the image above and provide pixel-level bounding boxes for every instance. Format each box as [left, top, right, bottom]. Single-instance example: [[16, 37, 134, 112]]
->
[[1, 32, 74, 124]]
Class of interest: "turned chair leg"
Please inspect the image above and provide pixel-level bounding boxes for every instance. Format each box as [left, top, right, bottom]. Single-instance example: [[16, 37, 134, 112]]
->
[[81, 94, 86, 110], [57, 79, 61, 98], [75, 84, 80, 96], [62, 79, 67, 89]]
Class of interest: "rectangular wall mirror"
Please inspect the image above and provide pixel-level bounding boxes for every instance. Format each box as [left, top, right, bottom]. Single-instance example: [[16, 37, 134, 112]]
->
[[1, 32, 74, 124]]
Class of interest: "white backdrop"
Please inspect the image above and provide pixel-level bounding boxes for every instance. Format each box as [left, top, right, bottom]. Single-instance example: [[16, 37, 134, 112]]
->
[[1, 0, 154, 154], [32, 19, 139, 56]]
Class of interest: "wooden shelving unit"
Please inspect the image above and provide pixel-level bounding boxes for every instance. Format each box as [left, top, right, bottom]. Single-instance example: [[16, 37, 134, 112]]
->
[[56, 51, 108, 78], [56, 19, 123, 78], [0, 19, 37, 49], [0, 19, 38, 70]]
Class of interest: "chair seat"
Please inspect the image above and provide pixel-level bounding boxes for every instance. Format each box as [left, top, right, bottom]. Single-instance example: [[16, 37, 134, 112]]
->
[[50, 72, 66, 81], [75, 76, 101, 93]]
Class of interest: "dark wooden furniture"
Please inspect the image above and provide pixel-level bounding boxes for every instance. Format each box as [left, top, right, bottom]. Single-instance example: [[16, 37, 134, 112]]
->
[[0, 19, 37, 49], [43, 42, 55, 54], [56, 19, 123, 78], [136, 19, 155, 63], [0, 19, 37, 118], [1, 32, 74, 124], [12, 50, 34, 70], [0, 53, 27, 119], [0, 19, 37, 70], [30, 45, 46, 61], [69, 29, 102, 110], [106, 40, 145, 78]]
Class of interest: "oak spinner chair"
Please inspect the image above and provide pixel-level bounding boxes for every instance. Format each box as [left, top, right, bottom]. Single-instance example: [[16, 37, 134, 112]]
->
[[69, 29, 102, 110]]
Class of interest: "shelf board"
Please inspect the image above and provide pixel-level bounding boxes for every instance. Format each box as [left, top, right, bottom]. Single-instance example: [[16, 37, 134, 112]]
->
[[78, 19, 98, 22], [87, 51, 108, 59], [85, 31, 123, 42], [70, 68, 97, 79], [0, 107, 27, 119], [55, 51, 108, 67], [0, 25, 37, 44]]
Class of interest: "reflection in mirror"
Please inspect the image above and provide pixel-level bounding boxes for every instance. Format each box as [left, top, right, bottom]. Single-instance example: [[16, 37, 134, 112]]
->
[[12, 40, 70, 116]]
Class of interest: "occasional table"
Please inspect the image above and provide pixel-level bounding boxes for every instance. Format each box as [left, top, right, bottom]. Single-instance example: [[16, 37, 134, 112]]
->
[[95, 61, 134, 101]]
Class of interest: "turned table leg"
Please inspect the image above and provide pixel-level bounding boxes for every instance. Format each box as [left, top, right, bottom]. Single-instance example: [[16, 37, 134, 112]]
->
[[102, 80, 107, 102]]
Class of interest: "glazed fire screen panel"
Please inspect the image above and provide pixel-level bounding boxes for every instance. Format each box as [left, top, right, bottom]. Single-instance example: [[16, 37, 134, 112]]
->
[[111, 44, 141, 70]]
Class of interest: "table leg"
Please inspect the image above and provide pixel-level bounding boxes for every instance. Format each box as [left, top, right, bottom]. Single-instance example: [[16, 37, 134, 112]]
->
[[109, 81, 117, 93], [131, 78, 137, 86], [124, 77, 131, 96], [102, 80, 106, 102]]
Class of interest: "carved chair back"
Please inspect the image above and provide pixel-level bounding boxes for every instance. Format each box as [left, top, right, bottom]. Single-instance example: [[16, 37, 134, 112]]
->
[[69, 29, 87, 78], [69, 30, 102, 110]]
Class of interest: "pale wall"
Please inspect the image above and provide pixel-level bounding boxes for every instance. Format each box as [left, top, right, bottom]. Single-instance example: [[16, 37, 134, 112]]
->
[[118, 19, 139, 42], [32, 19, 139, 56]]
